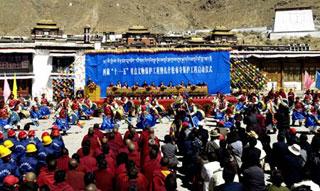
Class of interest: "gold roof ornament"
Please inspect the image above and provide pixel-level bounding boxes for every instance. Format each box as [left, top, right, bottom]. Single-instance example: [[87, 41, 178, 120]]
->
[[37, 19, 57, 25], [211, 26, 235, 36]]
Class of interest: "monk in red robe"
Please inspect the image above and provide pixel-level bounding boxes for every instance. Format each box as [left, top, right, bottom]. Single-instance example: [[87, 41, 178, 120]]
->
[[149, 157, 173, 191], [94, 159, 115, 191], [142, 145, 161, 183], [50, 170, 74, 191], [37, 158, 57, 188], [79, 146, 97, 173], [81, 127, 101, 152], [66, 159, 85, 191], [56, 148, 70, 172], [116, 161, 149, 191], [127, 142, 141, 171]]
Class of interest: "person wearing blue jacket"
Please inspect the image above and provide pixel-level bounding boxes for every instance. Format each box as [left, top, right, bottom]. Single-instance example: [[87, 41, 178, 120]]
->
[[15, 131, 29, 160], [42, 135, 55, 158], [0, 145, 20, 184], [19, 143, 39, 175], [3, 140, 18, 163]]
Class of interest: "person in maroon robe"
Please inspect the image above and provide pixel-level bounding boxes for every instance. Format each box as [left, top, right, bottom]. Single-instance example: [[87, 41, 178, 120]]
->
[[288, 89, 295, 107], [107, 131, 123, 156], [115, 152, 129, 178], [41, 93, 49, 106], [50, 170, 74, 191], [127, 142, 141, 171], [79, 146, 97, 173], [278, 88, 286, 99], [81, 127, 101, 152], [142, 145, 162, 183], [113, 126, 124, 148], [66, 159, 85, 191], [7, 94, 17, 109], [116, 160, 149, 191], [93, 123, 105, 141], [71, 153, 87, 173], [96, 144, 116, 172], [124, 124, 140, 143], [142, 129, 160, 163], [56, 148, 70, 172], [94, 159, 115, 191], [139, 128, 150, 151], [37, 158, 57, 188], [77, 140, 95, 158], [149, 157, 173, 191]]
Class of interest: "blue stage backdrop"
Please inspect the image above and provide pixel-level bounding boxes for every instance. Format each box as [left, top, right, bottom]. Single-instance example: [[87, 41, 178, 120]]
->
[[85, 49, 230, 97]]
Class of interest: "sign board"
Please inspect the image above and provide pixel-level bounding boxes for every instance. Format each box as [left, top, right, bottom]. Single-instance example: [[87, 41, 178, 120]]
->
[[85, 49, 230, 97]]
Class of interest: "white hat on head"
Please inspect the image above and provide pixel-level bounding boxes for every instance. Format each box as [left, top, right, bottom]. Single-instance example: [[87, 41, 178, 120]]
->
[[288, 144, 301, 156]]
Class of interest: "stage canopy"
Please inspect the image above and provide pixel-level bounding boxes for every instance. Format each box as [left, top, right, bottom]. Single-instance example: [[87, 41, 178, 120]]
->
[[85, 48, 230, 97]]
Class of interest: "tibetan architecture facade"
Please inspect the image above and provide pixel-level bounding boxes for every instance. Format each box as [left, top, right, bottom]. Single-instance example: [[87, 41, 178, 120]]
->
[[0, 20, 95, 100], [205, 26, 237, 45], [123, 25, 156, 47], [31, 20, 63, 40]]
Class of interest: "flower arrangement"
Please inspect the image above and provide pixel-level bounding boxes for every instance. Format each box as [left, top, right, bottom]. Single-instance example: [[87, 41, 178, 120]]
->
[[146, 86, 152, 91], [132, 86, 138, 91], [176, 85, 183, 90], [112, 86, 119, 91], [160, 85, 167, 91], [87, 82, 97, 93]]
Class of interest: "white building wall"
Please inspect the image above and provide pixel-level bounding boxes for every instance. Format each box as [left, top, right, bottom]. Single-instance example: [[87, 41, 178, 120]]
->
[[269, 31, 320, 40], [32, 49, 53, 99], [274, 9, 315, 32]]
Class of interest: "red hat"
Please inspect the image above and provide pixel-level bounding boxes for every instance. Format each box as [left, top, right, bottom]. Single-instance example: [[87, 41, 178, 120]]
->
[[289, 127, 297, 135], [3, 175, 19, 186], [18, 131, 27, 139], [52, 125, 59, 131], [141, 105, 147, 112], [7, 129, 15, 137], [28, 130, 35, 137], [219, 134, 225, 141], [182, 122, 189, 127], [239, 95, 246, 102], [0, 131, 3, 140], [51, 129, 60, 137], [41, 132, 50, 138]]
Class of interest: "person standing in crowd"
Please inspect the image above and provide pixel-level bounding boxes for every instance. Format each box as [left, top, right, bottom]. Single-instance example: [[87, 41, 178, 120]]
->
[[161, 135, 178, 169], [282, 144, 305, 187]]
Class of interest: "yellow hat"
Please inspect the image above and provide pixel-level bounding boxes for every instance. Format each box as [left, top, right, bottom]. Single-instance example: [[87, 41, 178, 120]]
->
[[42, 136, 52, 146], [0, 145, 12, 158], [3, 140, 14, 149], [26, 144, 37, 153]]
